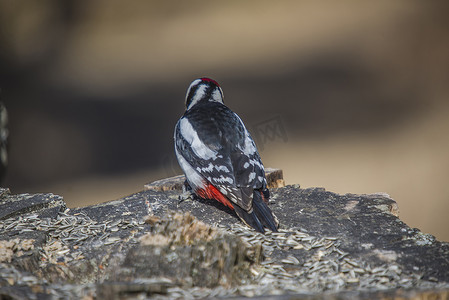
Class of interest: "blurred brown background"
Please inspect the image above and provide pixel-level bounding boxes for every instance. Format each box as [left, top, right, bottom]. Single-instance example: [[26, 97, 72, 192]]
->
[[1, 1, 448, 241]]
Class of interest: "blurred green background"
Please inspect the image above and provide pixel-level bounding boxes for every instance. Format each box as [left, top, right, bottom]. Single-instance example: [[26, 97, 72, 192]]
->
[[1, 1, 448, 241]]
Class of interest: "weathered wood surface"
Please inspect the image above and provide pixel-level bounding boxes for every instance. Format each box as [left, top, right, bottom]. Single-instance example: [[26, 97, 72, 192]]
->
[[1, 171, 448, 299]]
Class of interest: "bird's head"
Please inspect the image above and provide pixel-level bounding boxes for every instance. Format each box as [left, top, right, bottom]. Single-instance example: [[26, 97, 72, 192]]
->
[[185, 77, 224, 110]]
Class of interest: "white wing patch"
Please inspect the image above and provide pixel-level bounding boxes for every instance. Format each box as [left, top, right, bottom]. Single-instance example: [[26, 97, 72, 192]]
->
[[196, 162, 230, 173], [179, 118, 217, 160], [213, 175, 234, 184], [249, 158, 263, 169], [197, 163, 213, 173], [241, 131, 258, 156], [234, 113, 258, 156], [248, 172, 256, 181], [215, 165, 230, 172], [219, 186, 240, 202], [175, 146, 204, 190]]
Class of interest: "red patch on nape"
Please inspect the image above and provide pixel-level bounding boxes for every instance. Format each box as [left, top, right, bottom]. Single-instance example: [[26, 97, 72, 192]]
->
[[196, 183, 234, 210], [200, 77, 220, 87]]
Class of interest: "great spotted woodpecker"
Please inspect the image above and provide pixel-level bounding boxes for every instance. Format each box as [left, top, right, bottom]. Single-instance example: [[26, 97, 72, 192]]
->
[[174, 78, 279, 233]]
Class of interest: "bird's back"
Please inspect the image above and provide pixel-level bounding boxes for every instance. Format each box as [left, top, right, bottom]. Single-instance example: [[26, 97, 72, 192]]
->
[[182, 101, 245, 152]]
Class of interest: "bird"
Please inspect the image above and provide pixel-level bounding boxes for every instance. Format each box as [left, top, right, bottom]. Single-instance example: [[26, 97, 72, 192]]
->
[[174, 77, 279, 233]]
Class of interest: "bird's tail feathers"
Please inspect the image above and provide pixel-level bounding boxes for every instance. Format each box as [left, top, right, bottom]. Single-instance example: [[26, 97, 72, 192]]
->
[[233, 190, 278, 233], [233, 205, 265, 233], [252, 191, 278, 232]]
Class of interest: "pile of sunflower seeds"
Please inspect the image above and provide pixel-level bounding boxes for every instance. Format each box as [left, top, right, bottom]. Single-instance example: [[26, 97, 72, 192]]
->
[[0, 209, 146, 268], [1, 210, 448, 299], [155, 223, 445, 299]]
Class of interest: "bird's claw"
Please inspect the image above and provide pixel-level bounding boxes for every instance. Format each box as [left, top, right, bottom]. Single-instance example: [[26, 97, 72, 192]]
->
[[178, 190, 195, 203], [178, 181, 195, 204]]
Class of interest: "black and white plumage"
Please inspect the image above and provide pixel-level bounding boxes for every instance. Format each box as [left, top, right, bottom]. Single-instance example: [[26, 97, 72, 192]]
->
[[174, 78, 278, 233]]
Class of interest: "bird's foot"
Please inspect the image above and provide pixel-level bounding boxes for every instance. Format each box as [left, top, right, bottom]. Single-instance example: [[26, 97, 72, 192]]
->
[[178, 181, 195, 204], [178, 190, 195, 203]]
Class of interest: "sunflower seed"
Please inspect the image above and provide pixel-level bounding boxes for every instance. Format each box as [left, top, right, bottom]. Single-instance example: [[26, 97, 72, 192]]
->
[[281, 255, 300, 265]]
